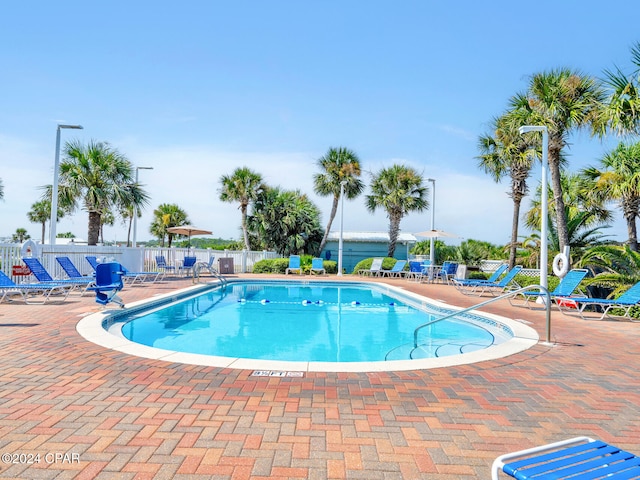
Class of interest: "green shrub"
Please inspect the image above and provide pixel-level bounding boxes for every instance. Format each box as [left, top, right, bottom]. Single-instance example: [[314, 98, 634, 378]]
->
[[514, 274, 560, 292], [252, 259, 274, 273]]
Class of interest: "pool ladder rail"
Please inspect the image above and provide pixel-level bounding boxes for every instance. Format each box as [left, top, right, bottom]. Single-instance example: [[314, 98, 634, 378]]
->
[[386, 285, 551, 361], [192, 262, 228, 286]]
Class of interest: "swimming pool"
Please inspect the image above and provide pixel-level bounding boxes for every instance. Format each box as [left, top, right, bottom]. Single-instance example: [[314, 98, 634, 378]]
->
[[119, 281, 509, 362], [77, 279, 539, 372]]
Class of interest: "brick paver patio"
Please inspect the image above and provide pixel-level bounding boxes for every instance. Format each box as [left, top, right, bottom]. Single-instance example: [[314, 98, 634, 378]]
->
[[1, 274, 639, 479]]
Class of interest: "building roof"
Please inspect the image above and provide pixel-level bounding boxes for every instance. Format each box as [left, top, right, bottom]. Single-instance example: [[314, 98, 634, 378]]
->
[[327, 231, 417, 243]]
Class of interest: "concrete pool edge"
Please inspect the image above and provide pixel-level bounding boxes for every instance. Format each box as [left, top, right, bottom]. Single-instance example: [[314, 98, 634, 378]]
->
[[76, 279, 540, 373]]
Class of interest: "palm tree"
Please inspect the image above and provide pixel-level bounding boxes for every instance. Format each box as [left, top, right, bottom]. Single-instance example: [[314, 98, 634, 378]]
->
[[599, 41, 640, 136], [577, 245, 640, 296], [365, 164, 428, 257], [582, 142, 640, 251], [219, 167, 263, 250], [11, 228, 30, 243], [477, 113, 537, 268], [149, 203, 190, 247], [510, 69, 605, 253], [27, 199, 64, 244], [56, 140, 149, 245], [525, 171, 612, 258], [248, 187, 323, 256], [313, 147, 365, 253]]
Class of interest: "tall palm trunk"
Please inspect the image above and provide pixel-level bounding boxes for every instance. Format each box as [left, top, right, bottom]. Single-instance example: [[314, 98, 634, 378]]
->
[[509, 197, 523, 269], [88, 211, 101, 246], [388, 212, 401, 257], [241, 203, 250, 250], [624, 197, 640, 251], [548, 139, 570, 253], [319, 195, 339, 254]]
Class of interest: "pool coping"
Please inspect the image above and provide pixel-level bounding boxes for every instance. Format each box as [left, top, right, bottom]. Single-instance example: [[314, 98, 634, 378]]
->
[[76, 278, 540, 372]]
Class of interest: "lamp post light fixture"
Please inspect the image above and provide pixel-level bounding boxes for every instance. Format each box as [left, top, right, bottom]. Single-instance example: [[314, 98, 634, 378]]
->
[[519, 125, 549, 290], [427, 178, 436, 265], [132, 166, 154, 248], [50, 124, 83, 245], [337, 180, 347, 276]]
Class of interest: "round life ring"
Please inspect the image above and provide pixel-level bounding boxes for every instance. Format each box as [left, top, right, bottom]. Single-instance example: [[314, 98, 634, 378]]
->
[[552, 252, 569, 277], [20, 239, 40, 258]]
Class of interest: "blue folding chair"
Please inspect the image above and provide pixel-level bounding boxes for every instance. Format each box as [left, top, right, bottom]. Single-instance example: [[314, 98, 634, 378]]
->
[[87, 262, 125, 307]]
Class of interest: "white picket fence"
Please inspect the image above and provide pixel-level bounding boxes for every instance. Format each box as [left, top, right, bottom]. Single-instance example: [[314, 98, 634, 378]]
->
[[0, 243, 278, 282]]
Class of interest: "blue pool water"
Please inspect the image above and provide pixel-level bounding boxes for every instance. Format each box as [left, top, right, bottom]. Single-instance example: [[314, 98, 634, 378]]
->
[[119, 281, 512, 363]]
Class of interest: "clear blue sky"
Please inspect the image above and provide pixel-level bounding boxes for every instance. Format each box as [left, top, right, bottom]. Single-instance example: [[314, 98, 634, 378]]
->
[[1, 1, 638, 245]]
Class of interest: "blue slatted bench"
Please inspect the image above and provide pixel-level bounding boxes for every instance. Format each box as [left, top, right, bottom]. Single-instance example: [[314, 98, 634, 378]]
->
[[491, 437, 640, 479]]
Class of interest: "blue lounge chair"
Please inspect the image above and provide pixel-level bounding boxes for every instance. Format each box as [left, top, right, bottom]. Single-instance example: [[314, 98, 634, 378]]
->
[[406, 260, 430, 281], [56, 256, 95, 282], [178, 256, 198, 277], [120, 265, 161, 284], [155, 255, 177, 277], [434, 261, 458, 284], [452, 264, 508, 293], [87, 262, 125, 307], [380, 260, 408, 277], [310, 258, 326, 275], [492, 436, 640, 479], [86, 256, 99, 271], [0, 269, 71, 304], [285, 255, 302, 275], [509, 269, 588, 308], [461, 265, 523, 296], [22, 257, 93, 293], [358, 258, 384, 277], [556, 280, 640, 320]]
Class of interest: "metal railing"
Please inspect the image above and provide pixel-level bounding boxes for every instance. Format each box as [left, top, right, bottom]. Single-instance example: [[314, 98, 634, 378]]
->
[[193, 262, 228, 285], [413, 284, 552, 348]]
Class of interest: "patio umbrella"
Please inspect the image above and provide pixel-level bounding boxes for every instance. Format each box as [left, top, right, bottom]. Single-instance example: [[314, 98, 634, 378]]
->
[[413, 229, 460, 239], [166, 225, 212, 247]]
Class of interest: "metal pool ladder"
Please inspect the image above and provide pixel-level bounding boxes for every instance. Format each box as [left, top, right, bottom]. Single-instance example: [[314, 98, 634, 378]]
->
[[389, 285, 551, 361], [193, 262, 228, 286]]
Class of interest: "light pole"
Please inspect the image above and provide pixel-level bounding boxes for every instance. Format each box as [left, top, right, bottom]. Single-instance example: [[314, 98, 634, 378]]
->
[[519, 125, 549, 290], [132, 166, 153, 247], [50, 124, 83, 245], [427, 178, 436, 265], [337, 180, 347, 276]]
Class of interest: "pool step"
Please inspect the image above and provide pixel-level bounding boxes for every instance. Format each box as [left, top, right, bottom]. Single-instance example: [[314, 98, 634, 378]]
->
[[385, 340, 492, 361]]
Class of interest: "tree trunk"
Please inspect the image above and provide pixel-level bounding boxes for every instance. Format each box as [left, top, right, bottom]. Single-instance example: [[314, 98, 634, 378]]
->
[[624, 196, 640, 251], [88, 211, 101, 246], [387, 212, 401, 257], [509, 197, 522, 269], [241, 204, 250, 250], [548, 140, 569, 253], [127, 216, 133, 247], [318, 195, 339, 254]]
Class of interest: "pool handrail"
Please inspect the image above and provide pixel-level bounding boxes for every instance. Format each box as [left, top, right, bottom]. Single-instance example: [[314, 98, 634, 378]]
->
[[192, 261, 228, 285], [413, 284, 551, 348]]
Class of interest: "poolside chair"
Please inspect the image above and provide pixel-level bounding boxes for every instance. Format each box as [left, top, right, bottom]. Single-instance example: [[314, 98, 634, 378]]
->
[[460, 265, 523, 296], [0, 269, 71, 304], [155, 255, 177, 277], [452, 263, 508, 293], [86, 256, 99, 272], [358, 258, 384, 277], [310, 258, 326, 275], [556, 280, 640, 320], [285, 255, 302, 275], [178, 256, 198, 277], [56, 256, 96, 283], [434, 261, 458, 284], [120, 265, 161, 285], [194, 256, 217, 277], [380, 260, 408, 277], [87, 262, 125, 307], [492, 436, 640, 479], [406, 260, 430, 282], [509, 268, 588, 309], [22, 257, 94, 293]]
